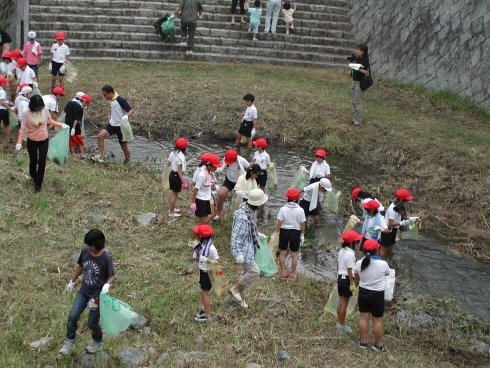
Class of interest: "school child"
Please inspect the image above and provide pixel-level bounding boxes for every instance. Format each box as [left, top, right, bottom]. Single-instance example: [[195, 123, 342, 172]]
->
[[42, 87, 65, 119], [15, 58, 37, 86], [299, 178, 332, 224], [309, 149, 331, 184], [274, 188, 306, 280], [354, 239, 390, 352], [192, 224, 219, 322], [358, 200, 389, 259], [167, 138, 189, 218], [65, 93, 91, 158], [49, 31, 70, 90], [0, 76, 14, 143], [188, 153, 222, 247], [235, 93, 258, 150], [251, 138, 271, 192], [351, 187, 385, 221], [245, 0, 262, 41], [234, 163, 261, 200], [0, 51, 15, 76], [282, 2, 297, 35], [59, 229, 115, 355], [336, 230, 363, 333], [381, 188, 419, 259], [23, 31, 42, 77]]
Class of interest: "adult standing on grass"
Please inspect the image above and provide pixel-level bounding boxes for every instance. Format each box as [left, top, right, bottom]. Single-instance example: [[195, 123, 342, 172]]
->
[[171, 0, 203, 56], [350, 43, 369, 127], [354, 239, 390, 353], [264, 0, 281, 34], [92, 85, 134, 163], [0, 28, 12, 53], [23, 31, 42, 78], [229, 189, 268, 308], [15, 95, 69, 193]]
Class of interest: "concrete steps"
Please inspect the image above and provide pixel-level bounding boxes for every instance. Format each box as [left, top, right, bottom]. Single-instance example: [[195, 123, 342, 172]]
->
[[29, 0, 356, 66]]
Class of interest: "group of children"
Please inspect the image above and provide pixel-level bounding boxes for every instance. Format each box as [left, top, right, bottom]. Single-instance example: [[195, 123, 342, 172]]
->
[[245, 1, 297, 41]]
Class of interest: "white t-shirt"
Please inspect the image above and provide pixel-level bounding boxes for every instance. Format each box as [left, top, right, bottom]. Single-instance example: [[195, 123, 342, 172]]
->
[[277, 202, 306, 230], [363, 215, 388, 240], [361, 197, 384, 213], [242, 104, 257, 122], [253, 150, 270, 170], [194, 169, 212, 201], [338, 247, 356, 276], [16, 66, 36, 84], [0, 61, 15, 75], [385, 202, 401, 228], [16, 96, 30, 120], [51, 43, 70, 63], [0, 88, 7, 109], [309, 160, 330, 179], [218, 155, 248, 183], [199, 243, 219, 272], [168, 151, 183, 172], [354, 258, 390, 291], [42, 94, 58, 113], [302, 182, 318, 202]]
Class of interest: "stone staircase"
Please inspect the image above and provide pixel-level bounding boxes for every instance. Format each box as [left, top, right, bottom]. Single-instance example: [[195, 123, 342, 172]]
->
[[29, 0, 356, 68]]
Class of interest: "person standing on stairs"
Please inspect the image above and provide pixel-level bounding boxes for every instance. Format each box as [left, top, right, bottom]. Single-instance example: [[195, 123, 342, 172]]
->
[[264, 0, 281, 34], [230, 0, 246, 24], [171, 0, 203, 56]]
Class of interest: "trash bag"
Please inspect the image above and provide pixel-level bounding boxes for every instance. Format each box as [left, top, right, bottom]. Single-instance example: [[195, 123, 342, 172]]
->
[[290, 165, 309, 191], [324, 284, 357, 316], [99, 294, 137, 335], [400, 219, 420, 240], [81, 127, 86, 139], [154, 13, 170, 40], [240, 136, 247, 144], [47, 128, 70, 165], [63, 61, 78, 83], [230, 191, 242, 214], [208, 263, 227, 296], [338, 217, 358, 243], [120, 115, 134, 142], [255, 234, 278, 277], [268, 231, 279, 254], [162, 164, 171, 190], [161, 17, 175, 36], [384, 268, 396, 301], [54, 112, 66, 132], [9, 110, 18, 128], [323, 188, 341, 213], [268, 163, 278, 193]]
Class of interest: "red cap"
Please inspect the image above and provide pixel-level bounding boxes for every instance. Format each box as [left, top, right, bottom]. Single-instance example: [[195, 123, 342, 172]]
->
[[0, 77, 9, 86], [200, 153, 211, 162], [395, 188, 413, 201], [341, 230, 364, 243], [16, 58, 27, 68], [175, 137, 188, 149], [362, 199, 380, 210], [224, 149, 238, 165], [81, 94, 91, 104], [52, 87, 65, 95], [19, 83, 30, 90], [193, 224, 214, 238], [252, 138, 268, 149], [56, 31, 65, 40], [205, 154, 222, 168], [351, 187, 362, 201], [315, 149, 327, 158], [2, 51, 12, 59], [10, 49, 21, 60], [363, 239, 380, 251], [285, 188, 300, 201]]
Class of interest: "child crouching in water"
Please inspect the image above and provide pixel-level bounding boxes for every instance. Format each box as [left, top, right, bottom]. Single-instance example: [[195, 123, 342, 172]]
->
[[336, 230, 363, 333], [282, 2, 297, 35], [193, 224, 220, 322]]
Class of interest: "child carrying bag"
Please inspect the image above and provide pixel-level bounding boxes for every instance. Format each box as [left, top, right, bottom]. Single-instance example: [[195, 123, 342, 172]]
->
[[99, 294, 137, 335], [47, 128, 70, 165]]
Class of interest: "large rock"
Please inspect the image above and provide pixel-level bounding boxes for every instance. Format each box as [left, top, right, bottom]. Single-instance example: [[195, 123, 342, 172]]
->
[[119, 348, 147, 368], [277, 350, 291, 363], [87, 214, 104, 225], [130, 314, 148, 330], [29, 337, 51, 349], [136, 213, 157, 226], [76, 351, 110, 367]]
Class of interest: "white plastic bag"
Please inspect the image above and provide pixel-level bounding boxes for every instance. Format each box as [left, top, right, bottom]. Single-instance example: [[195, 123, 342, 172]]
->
[[120, 115, 134, 142], [384, 268, 396, 301]]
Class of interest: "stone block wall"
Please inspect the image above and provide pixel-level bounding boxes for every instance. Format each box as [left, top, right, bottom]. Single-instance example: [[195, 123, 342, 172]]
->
[[1, 0, 30, 49], [348, 0, 490, 111]]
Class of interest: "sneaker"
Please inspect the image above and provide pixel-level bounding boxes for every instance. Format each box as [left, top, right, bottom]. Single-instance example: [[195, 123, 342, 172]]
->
[[188, 239, 199, 248], [186, 50, 193, 56], [248, 28, 252, 32], [291, 25, 294, 30], [85, 340, 103, 354], [230, 286, 243, 303], [241, 299, 248, 308], [253, 38, 257, 41], [286, 31, 289, 35], [59, 339, 75, 355], [179, 41, 187, 46], [264, 29, 270, 33], [212, 215, 220, 222], [81, 155, 87, 159], [168, 212, 182, 218], [341, 325, 353, 333], [289, 274, 297, 281], [280, 273, 288, 279], [195, 315, 212, 322], [174, 208, 181, 213], [195, 309, 205, 318], [358, 341, 368, 349], [91, 154, 104, 163], [372, 343, 388, 353], [271, 31, 276, 34]]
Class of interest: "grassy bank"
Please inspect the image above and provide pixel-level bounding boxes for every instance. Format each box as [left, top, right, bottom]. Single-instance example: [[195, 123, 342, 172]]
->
[[33, 61, 490, 258], [0, 153, 488, 367]]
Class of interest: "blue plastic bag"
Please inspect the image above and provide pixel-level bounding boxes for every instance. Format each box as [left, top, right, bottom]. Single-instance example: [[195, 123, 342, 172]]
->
[[47, 128, 70, 165]]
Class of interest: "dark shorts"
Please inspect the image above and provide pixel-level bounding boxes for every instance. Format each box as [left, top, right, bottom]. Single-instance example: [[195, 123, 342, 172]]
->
[[309, 177, 321, 184], [256, 170, 267, 188], [238, 119, 253, 137], [222, 177, 236, 191], [279, 228, 301, 252], [299, 199, 319, 217], [0, 109, 9, 126], [195, 198, 211, 218], [199, 269, 212, 291], [380, 227, 397, 247], [51, 60, 65, 76], [169, 171, 182, 193], [338, 275, 353, 298], [358, 287, 385, 317], [103, 123, 125, 145]]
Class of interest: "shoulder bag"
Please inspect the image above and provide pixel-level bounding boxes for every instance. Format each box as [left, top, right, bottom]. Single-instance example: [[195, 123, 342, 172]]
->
[[360, 66, 374, 91]]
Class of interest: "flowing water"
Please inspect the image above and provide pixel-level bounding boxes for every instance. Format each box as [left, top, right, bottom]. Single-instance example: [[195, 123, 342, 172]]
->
[[84, 130, 490, 322]]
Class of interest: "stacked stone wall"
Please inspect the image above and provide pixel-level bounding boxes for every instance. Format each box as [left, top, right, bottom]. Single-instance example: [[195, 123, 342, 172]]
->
[[349, 0, 490, 111]]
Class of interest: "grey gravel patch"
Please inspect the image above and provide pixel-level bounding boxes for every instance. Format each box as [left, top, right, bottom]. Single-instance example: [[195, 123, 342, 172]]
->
[[135, 212, 157, 226], [87, 214, 104, 225]]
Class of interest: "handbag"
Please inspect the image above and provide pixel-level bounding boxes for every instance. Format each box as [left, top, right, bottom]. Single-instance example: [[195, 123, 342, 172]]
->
[[360, 66, 373, 91]]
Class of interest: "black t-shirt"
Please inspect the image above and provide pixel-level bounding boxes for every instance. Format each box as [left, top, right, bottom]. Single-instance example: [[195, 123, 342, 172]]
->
[[352, 55, 370, 81], [64, 100, 84, 135], [0, 29, 12, 46], [77, 247, 115, 298]]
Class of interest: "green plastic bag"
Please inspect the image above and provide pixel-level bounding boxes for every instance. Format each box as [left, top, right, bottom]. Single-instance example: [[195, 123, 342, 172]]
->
[[267, 163, 278, 194], [161, 17, 175, 36], [323, 188, 342, 213], [9, 110, 18, 128], [290, 165, 309, 191], [99, 294, 137, 335], [255, 234, 278, 277], [47, 128, 70, 165]]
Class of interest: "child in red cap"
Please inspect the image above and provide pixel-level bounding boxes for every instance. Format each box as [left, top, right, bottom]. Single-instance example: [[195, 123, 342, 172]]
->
[[309, 149, 331, 184], [250, 138, 271, 192], [359, 199, 389, 259], [167, 137, 189, 218], [49, 31, 70, 90], [336, 230, 363, 333], [0, 76, 12, 143], [273, 188, 306, 281], [192, 224, 219, 322]]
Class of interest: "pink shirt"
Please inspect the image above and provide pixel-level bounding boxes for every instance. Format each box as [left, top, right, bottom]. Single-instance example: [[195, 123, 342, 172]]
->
[[23, 41, 43, 65], [18, 108, 63, 143]]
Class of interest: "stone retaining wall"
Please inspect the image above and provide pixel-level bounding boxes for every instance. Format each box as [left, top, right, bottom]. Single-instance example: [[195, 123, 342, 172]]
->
[[348, 0, 490, 111], [1, 0, 29, 49]]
